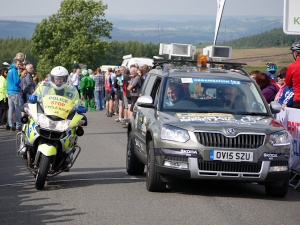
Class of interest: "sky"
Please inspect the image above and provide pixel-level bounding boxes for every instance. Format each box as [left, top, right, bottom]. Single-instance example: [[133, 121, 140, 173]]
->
[[0, 0, 285, 22]]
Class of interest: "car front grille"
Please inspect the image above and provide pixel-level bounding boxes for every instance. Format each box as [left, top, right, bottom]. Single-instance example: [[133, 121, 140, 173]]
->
[[194, 132, 265, 149], [198, 160, 262, 173], [165, 156, 188, 162]]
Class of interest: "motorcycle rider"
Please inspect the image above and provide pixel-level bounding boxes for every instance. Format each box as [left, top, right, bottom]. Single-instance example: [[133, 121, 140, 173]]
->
[[28, 66, 82, 171], [33, 66, 80, 105]]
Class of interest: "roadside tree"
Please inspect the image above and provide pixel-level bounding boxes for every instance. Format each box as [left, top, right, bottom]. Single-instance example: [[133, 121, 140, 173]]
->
[[31, 0, 113, 76]]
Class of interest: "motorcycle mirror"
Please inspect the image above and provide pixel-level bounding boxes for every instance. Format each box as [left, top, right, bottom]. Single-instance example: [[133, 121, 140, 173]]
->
[[76, 127, 84, 136], [21, 116, 29, 124]]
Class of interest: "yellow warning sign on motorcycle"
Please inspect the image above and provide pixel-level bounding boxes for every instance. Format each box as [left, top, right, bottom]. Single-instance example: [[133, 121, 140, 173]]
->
[[42, 95, 74, 119]]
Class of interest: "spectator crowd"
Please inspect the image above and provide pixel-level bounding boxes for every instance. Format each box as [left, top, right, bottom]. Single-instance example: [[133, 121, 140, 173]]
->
[[1, 42, 300, 132]]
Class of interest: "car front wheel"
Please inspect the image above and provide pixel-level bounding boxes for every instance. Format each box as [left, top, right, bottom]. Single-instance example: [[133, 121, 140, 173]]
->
[[146, 140, 166, 192], [265, 178, 289, 198], [126, 131, 145, 175]]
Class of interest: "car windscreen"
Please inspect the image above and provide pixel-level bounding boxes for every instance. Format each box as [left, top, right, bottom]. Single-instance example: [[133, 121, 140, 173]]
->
[[162, 77, 268, 115]]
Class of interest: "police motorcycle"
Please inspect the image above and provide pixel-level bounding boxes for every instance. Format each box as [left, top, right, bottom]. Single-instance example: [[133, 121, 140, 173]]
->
[[16, 67, 87, 190]]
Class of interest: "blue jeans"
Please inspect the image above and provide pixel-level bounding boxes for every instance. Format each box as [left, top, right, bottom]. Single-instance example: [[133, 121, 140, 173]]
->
[[8, 93, 22, 129], [94, 90, 104, 110]]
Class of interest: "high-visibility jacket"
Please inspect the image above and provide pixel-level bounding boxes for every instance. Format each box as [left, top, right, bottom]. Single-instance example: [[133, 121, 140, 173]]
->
[[33, 82, 80, 105]]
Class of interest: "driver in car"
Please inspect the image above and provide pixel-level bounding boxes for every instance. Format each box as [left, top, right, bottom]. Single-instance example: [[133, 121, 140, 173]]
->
[[223, 85, 244, 110], [165, 82, 182, 106]]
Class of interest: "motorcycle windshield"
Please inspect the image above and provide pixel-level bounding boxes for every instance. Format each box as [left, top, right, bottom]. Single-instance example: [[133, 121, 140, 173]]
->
[[42, 95, 75, 119]]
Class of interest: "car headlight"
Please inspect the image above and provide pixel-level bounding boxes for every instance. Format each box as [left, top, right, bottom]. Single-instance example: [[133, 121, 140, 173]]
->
[[269, 130, 292, 146], [37, 113, 71, 132], [161, 125, 190, 143]]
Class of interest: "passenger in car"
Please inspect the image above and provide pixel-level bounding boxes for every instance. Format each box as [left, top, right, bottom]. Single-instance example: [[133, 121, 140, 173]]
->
[[222, 86, 244, 110]]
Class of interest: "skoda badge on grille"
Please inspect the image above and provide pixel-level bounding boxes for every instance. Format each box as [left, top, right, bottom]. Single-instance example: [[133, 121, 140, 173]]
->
[[226, 128, 236, 136]]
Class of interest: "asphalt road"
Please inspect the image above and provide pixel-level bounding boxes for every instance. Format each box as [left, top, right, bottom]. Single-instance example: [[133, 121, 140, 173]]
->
[[0, 111, 300, 225]]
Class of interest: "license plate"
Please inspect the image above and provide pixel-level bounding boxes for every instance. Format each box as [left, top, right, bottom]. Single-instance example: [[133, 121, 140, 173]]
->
[[209, 150, 253, 162]]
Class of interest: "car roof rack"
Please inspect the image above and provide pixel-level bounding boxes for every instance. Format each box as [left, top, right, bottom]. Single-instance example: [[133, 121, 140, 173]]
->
[[152, 58, 248, 75], [153, 58, 246, 68]]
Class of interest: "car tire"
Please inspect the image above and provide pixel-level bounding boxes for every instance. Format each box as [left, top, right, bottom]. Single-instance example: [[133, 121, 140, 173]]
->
[[146, 140, 166, 192], [126, 131, 145, 175], [265, 178, 289, 198]]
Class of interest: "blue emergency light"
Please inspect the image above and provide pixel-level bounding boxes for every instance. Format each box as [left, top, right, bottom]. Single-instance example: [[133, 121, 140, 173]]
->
[[77, 105, 87, 114], [28, 95, 37, 103]]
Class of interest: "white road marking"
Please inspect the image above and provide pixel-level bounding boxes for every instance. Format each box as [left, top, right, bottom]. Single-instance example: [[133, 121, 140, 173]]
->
[[0, 177, 145, 187]]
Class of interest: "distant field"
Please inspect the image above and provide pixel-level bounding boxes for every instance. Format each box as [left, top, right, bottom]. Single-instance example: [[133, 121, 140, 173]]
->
[[199, 47, 293, 73]]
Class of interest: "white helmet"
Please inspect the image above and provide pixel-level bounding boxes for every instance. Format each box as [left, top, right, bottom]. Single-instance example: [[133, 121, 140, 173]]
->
[[49, 66, 69, 90]]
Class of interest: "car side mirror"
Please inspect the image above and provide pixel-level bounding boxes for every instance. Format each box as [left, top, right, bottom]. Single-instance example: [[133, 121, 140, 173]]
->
[[136, 95, 155, 108], [270, 101, 281, 114]]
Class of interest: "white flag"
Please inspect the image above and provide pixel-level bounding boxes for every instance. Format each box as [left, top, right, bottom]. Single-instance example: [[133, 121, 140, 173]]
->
[[213, 0, 226, 45]]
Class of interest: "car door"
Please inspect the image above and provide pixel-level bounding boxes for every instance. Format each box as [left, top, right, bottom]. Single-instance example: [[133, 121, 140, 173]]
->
[[134, 74, 161, 159]]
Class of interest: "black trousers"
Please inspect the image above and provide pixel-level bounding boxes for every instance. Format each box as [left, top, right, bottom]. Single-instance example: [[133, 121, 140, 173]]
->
[[0, 99, 8, 125]]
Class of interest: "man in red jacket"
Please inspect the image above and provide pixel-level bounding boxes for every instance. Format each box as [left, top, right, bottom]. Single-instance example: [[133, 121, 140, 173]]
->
[[285, 42, 300, 109]]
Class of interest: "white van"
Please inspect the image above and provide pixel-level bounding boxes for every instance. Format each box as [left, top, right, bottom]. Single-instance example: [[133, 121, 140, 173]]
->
[[100, 65, 119, 72], [121, 54, 154, 69]]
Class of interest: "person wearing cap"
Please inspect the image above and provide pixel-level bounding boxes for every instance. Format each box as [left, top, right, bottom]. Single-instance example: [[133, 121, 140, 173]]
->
[[286, 42, 300, 109], [274, 67, 287, 102], [263, 63, 279, 91], [73, 61, 80, 72], [2, 62, 10, 67]]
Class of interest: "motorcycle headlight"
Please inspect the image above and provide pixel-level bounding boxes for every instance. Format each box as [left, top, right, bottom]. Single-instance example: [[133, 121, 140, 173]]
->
[[37, 114, 50, 128], [161, 125, 190, 143], [37, 113, 71, 132], [269, 130, 292, 146], [55, 120, 71, 132]]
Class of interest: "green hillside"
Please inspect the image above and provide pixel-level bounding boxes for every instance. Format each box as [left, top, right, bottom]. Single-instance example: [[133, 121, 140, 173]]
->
[[222, 28, 300, 48]]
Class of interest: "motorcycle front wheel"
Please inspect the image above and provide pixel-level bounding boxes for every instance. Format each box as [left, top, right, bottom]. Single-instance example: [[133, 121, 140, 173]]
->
[[35, 155, 51, 190]]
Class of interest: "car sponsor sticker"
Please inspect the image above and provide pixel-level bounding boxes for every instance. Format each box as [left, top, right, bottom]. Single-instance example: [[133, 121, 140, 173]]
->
[[176, 113, 268, 125], [177, 113, 233, 117], [181, 78, 193, 83]]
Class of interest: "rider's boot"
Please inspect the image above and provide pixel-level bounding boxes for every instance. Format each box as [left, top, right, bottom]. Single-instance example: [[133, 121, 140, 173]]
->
[[84, 99, 89, 111], [89, 99, 96, 112]]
